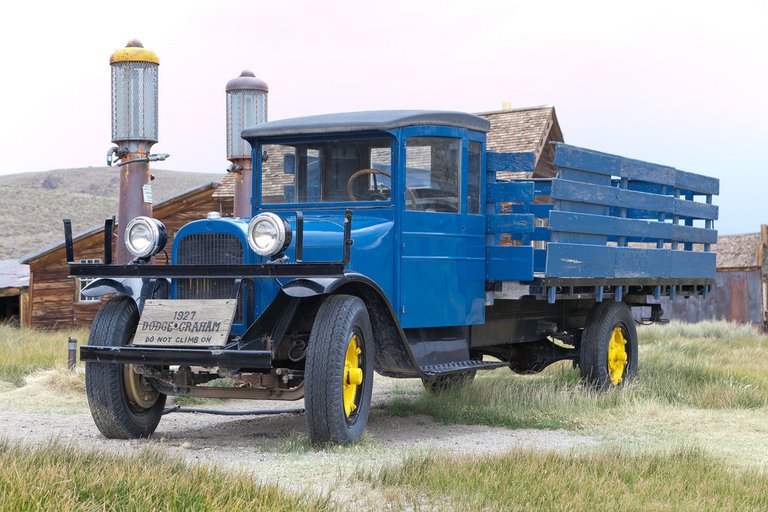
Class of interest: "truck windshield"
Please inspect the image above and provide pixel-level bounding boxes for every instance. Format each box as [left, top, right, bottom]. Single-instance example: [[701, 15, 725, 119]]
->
[[260, 137, 392, 204]]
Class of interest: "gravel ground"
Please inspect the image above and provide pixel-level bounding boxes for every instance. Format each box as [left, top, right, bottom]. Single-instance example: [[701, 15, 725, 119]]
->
[[0, 378, 600, 507]]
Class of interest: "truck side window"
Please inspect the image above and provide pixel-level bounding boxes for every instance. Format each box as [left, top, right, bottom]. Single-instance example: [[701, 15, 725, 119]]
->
[[405, 137, 460, 213], [467, 141, 481, 214]]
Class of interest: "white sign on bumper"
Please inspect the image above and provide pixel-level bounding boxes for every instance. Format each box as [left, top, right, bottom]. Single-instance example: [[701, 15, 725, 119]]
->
[[132, 299, 237, 347]]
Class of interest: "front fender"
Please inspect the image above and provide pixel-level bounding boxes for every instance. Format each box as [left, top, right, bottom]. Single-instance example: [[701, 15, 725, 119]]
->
[[82, 277, 143, 300], [280, 273, 421, 378], [281, 273, 381, 298], [82, 277, 169, 311]]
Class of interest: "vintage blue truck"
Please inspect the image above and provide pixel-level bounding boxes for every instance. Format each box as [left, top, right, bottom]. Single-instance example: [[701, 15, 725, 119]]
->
[[70, 110, 719, 444]]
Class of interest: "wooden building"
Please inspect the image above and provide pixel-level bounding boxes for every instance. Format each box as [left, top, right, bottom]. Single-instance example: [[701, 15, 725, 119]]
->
[[646, 226, 768, 332], [21, 182, 232, 329], [0, 260, 29, 325], [480, 105, 563, 177]]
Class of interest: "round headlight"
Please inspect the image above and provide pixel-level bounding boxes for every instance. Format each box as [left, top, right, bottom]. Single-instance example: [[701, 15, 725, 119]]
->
[[125, 216, 167, 259], [248, 212, 291, 257]]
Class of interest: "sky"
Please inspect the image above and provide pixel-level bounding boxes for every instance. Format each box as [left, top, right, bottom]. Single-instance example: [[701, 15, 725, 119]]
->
[[0, 0, 765, 234]]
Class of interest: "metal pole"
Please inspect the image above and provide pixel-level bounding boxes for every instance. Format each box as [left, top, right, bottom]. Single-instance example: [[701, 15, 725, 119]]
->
[[116, 155, 153, 263], [67, 337, 77, 371], [233, 158, 252, 218]]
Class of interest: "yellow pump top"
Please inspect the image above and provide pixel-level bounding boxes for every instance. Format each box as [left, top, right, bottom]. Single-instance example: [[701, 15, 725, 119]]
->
[[110, 39, 159, 65]]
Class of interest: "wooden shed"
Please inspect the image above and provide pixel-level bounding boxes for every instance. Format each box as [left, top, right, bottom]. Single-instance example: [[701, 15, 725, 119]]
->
[[0, 260, 29, 325], [647, 226, 768, 331], [21, 182, 233, 329], [479, 105, 564, 177]]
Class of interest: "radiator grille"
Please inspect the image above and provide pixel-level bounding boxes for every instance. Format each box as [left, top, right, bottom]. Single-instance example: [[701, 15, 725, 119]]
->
[[176, 233, 245, 323]]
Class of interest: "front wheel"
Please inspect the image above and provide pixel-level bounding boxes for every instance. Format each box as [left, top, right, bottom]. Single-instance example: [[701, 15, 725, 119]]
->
[[304, 294, 374, 444], [85, 296, 166, 438], [579, 301, 638, 389]]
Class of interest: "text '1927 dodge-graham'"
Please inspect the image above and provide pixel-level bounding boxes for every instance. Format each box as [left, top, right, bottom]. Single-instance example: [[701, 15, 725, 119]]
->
[[69, 110, 719, 444]]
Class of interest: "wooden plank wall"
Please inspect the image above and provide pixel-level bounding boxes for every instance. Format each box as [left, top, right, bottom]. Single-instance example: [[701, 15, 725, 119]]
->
[[26, 187, 231, 329], [641, 269, 765, 331], [29, 234, 109, 328], [636, 224, 767, 332]]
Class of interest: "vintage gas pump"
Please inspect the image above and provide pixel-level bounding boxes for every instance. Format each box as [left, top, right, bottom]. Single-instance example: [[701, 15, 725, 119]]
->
[[225, 70, 268, 218], [107, 39, 168, 262]]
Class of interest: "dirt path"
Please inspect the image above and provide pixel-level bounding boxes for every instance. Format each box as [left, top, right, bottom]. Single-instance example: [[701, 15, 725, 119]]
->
[[0, 378, 599, 507]]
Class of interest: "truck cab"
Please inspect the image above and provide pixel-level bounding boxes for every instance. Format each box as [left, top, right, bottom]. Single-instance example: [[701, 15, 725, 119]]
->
[[243, 110, 489, 329], [74, 110, 719, 444]]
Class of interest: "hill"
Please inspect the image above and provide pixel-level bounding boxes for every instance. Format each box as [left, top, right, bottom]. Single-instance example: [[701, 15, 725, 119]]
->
[[0, 167, 223, 260]]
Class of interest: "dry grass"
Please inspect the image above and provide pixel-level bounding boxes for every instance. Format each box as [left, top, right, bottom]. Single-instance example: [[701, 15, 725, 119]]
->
[[0, 441, 333, 511], [0, 167, 221, 199], [0, 324, 89, 386], [385, 322, 768, 424], [275, 431, 378, 454], [383, 321, 768, 467], [1, 323, 767, 508], [364, 448, 768, 511], [0, 167, 221, 259], [0, 369, 88, 414], [0, 325, 89, 412], [0, 186, 117, 259]]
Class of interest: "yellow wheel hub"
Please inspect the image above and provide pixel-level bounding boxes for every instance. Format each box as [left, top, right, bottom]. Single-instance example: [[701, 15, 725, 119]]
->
[[607, 326, 629, 385], [343, 334, 363, 417], [123, 364, 158, 409]]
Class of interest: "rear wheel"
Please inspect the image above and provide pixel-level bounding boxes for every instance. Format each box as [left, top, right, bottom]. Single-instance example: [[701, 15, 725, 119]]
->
[[304, 295, 374, 445], [579, 301, 638, 389], [85, 296, 166, 438]]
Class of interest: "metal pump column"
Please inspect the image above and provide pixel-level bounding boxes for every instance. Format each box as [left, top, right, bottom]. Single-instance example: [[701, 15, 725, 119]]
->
[[225, 70, 268, 218], [109, 39, 161, 263]]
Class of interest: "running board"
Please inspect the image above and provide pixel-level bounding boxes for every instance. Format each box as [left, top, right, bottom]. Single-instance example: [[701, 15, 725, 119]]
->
[[420, 360, 507, 376]]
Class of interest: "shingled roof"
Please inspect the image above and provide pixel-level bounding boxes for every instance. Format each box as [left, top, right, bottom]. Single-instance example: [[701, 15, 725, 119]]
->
[[478, 106, 563, 177], [212, 172, 237, 199], [715, 233, 761, 269], [0, 259, 28, 292]]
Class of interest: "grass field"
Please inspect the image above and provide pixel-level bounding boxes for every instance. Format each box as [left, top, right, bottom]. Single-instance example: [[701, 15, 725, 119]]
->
[[383, 321, 768, 467], [0, 324, 88, 387], [364, 448, 768, 511], [1, 321, 767, 509], [0, 441, 332, 511], [385, 322, 768, 428]]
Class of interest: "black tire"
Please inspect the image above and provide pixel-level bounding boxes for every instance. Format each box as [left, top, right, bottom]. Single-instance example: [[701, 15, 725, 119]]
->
[[304, 295, 374, 445], [85, 296, 166, 438], [579, 301, 638, 390]]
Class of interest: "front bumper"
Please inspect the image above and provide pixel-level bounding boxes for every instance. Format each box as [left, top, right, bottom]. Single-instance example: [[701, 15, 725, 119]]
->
[[80, 345, 272, 369]]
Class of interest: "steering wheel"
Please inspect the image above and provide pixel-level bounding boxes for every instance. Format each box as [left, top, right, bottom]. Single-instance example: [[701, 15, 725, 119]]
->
[[346, 169, 418, 206]]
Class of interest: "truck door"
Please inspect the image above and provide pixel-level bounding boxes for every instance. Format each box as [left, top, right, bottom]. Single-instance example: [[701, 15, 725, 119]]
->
[[398, 129, 486, 328]]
